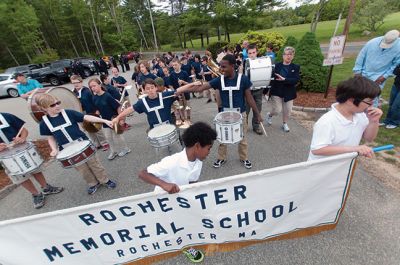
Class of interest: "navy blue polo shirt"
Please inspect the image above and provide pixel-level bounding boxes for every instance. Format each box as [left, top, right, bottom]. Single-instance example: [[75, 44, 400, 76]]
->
[[93, 92, 120, 127], [163, 76, 172, 88], [209, 74, 252, 113], [181, 64, 192, 76], [201, 64, 213, 81], [111, 76, 129, 97], [74, 86, 96, 114], [133, 91, 176, 129], [0, 113, 25, 143], [191, 61, 202, 78], [138, 73, 157, 85], [169, 70, 191, 89], [105, 84, 121, 100], [39, 110, 88, 148]]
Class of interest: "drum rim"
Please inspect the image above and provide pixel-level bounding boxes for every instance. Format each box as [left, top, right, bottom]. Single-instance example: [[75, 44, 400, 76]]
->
[[56, 141, 93, 160], [147, 124, 177, 139], [59, 150, 96, 168], [0, 142, 34, 159], [214, 111, 243, 124], [27, 87, 82, 123]]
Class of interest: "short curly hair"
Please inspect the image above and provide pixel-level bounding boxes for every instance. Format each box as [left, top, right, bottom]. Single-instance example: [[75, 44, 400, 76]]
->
[[182, 122, 217, 147]]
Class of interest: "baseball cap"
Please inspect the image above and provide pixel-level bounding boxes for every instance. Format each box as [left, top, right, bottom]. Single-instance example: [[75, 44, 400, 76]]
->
[[380, 30, 400, 49]]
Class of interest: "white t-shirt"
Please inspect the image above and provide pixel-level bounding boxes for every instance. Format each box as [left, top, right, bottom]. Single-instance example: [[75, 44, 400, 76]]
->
[[308, 103, 369, 160], [147, 149, 203, 192]]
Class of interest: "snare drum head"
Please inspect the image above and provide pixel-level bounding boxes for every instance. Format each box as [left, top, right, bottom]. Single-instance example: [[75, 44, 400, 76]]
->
[[57, 140, 91, 159], [0, 142, 32, 157], [28, 87, 82, 122], [215, 111, 242, 123], [148, 124, 176, 138]]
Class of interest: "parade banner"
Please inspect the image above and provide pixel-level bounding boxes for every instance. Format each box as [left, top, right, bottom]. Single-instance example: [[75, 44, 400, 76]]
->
[[0, 153, 358, 265]]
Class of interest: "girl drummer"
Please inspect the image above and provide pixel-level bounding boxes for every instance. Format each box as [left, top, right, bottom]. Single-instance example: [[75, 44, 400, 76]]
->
[[0, 112, 64, 209], [88, 78, 131, 160], [36, 94, 117, 195]]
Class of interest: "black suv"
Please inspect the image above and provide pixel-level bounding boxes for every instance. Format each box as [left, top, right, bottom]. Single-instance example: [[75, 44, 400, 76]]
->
[[28, 60, 73, 86]]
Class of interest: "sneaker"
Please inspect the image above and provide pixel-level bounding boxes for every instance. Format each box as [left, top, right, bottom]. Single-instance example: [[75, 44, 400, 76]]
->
[[107, 152, 118, 160], [266, 112, 272, 125], [386, 124, 398, 129], [213, 159, 226, 168], [102, 143, 110, 151], [87, 183, 100, 195], [282, 123, 290, 132], [182, 247, 204, 263], [240, 159, 252, 169], [42, 184, 64, 195], [104, 180, 117, 189], [206, 99, 212, 103], [33, 193, 45, 209], [118, 148, 131, 157], [379, 122, 386, 127], [253, 127, 263, 135]]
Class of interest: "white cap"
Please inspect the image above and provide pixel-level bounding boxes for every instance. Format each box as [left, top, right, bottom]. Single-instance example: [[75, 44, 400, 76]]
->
[[380, 30, 400, 49]]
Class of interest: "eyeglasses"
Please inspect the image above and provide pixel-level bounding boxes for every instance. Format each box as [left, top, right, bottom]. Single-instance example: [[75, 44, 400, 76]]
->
[[49, 101, 61, 108], [283, 53, 294, 56], [361, 99, 373, 106]]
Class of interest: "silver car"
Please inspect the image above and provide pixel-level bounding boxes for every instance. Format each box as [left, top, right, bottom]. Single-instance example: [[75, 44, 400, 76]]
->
[[0, 74, 19, 98]]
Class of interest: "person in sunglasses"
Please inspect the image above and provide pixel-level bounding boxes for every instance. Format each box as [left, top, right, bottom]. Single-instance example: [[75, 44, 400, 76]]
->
[[36, 93, 117, 195], [308, 76, 383, 160]]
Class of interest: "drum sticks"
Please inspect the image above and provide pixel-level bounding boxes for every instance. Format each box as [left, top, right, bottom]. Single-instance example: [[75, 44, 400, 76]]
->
[[260, 123, 268, 137]]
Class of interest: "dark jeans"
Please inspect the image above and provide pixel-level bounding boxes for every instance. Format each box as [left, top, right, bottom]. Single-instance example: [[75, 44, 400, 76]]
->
[[384, 84, 400, 126], [245, 88, 263, 130]]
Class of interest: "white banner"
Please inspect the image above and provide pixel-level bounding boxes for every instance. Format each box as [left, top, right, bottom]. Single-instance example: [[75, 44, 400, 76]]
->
[[0, 153, 358, 265]]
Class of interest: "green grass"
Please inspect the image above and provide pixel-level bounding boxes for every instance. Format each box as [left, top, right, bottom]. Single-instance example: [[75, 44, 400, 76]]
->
[[330, 56, 399, 148], [385, 150, 396, 155], [161, 12, 400, 51]]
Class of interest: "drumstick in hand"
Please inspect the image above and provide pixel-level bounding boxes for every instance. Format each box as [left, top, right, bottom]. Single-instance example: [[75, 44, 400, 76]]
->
[[260, 123, 268, 137], [9, 125, 25, 147]]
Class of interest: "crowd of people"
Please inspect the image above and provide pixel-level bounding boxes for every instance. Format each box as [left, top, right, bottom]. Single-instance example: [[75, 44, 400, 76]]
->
[[1, 31, 398, 263]]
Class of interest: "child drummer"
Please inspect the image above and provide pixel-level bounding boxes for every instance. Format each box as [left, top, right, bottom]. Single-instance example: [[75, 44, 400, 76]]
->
[[139, 122, 217, 263], [177, 54, 262, 169], [0, 112, 63, 209], [36, 94, 117, 195]]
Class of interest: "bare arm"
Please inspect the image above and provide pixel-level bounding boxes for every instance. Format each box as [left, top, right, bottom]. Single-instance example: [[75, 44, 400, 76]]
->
[[138, 169, 180, 194], [83, 114, 113, 127], [244, 89, 262, 122], [363, 107, 383, 142], [112, 106, 135, 125], [311, 145, 374, 158], [12, 127, 28, 144], [176, 81, 210, 94], [47, 136, 59, 157]]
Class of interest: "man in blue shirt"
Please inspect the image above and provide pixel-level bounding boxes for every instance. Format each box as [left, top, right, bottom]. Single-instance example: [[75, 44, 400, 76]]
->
[[16, 73, 43, 99], [353, 29, 400, 105], [177, 54, 263, 169]]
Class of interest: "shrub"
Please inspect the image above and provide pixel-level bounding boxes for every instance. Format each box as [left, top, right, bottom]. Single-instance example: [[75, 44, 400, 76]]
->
[[276, 36, 298, 63], [239, 31, 286, 56], [293, 32, 328, 93], [207, 41, 229, 60], [31, 49, 60, 64]]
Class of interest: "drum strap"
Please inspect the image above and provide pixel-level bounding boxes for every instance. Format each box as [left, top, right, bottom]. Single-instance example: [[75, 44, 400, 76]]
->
[[42, 110, 74, 143], [221, 74, 242, 110], [0, 114, 11, 144], [142, 93, 165, 125]]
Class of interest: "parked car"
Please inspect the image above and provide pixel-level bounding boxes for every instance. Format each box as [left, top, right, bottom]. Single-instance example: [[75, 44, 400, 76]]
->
[[28, 60, 72, 86], [125, 51, 140, 62], [72, 58, 97, 77], [4, 64, 43, 76], [0, 74, 19, 98]]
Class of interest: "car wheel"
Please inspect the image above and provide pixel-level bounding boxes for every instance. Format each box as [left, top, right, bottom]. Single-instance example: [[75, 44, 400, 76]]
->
[[83, 68, 92, 77], [49, 76, 61, 86], [7, 88, 19, 98]]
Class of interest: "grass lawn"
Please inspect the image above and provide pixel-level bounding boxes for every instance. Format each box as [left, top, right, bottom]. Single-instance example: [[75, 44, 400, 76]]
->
[[161, 12, 400, 51], [331, 57, 399, 148]]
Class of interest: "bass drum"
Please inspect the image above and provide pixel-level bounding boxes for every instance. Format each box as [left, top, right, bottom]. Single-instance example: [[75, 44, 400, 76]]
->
[[245, 57, 273, 89], [28, 87, 82, 122]]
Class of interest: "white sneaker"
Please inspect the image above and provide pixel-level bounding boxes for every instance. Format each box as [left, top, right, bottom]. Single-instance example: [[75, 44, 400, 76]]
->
[[282, 123, 290, 132], [107, 152, 118, 160], [118, 148, 131, 157], [266, 112, 272, 125], [385, 124, 397, 129]]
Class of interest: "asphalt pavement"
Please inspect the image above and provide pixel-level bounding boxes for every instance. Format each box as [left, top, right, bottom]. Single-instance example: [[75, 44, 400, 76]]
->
[[0, 67, 399, 265]]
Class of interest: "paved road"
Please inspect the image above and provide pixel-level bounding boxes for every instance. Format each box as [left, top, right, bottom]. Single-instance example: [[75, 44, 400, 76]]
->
[[1, 68, 399, 265]]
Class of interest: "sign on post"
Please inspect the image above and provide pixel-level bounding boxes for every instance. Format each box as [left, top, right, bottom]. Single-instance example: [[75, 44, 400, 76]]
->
[[323, 35, 346, 66]]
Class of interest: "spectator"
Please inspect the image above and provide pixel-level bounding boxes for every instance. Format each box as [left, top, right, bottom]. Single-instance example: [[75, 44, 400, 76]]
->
[[15, 73, 43, 99], [381, 64, 400, 129]]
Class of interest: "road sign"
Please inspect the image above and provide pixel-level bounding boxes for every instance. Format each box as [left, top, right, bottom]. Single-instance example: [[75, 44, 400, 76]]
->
[[323, 35, 346, 66], [323, 57, 344, 66]]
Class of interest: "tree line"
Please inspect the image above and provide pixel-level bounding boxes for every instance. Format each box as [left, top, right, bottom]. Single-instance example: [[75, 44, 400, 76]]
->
[[0, 0, 399, 70]]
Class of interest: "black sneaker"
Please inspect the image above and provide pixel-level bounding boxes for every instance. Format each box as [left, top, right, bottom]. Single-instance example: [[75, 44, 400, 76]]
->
[[42, 184, 64, 195], [104, 180, 117, 189], [87, 183, 100, 195], [213, 159, 226, 168], [33, 193, 45, 209], [240, 159, 252, 169]]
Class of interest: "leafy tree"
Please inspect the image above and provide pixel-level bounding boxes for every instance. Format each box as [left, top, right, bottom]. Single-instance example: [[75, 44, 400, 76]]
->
[[276, 36, 298, 63], [239, 31, 285, 56], [353, 0, 391, 32], [293, 32, 327, 92], [207, 41, 229, 60]]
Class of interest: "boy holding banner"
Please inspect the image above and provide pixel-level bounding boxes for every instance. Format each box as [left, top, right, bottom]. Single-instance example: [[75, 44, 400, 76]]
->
[[138, 122, 217, 263], [308, 76, 382, 160]]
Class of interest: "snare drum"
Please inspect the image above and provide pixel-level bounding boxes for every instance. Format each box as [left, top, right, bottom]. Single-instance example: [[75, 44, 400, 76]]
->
[[214, 111, 243, 144], [245, 57, 273, 89], [147, 124, 179, 148], [0, 142, 44, 184], [56, 140, 96, 168]]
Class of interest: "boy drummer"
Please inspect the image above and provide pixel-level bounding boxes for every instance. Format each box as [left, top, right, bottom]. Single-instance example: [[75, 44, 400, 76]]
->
[[177, 54, 262, 169], [36, 94, 117, 195], [0, 112, 63, 209]]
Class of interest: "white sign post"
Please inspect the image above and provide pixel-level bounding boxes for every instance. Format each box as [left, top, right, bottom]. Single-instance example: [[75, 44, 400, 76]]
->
[[323, 35, 346, 66]]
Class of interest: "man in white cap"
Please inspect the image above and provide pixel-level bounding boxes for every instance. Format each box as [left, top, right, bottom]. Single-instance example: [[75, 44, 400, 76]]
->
[[353, 30, 400, 105]]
